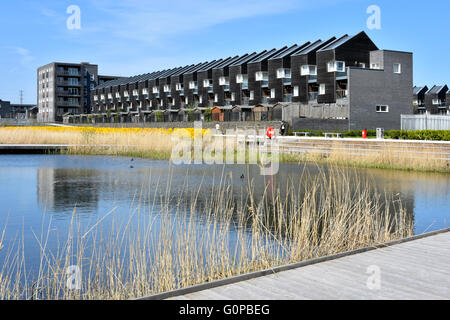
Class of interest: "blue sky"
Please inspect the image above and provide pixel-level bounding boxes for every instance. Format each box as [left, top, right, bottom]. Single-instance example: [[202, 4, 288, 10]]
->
[[0, 0, 449, 104]]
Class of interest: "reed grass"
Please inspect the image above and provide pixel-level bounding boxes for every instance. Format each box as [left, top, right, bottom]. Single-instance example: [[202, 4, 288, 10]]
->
[[1, 127, 449, 173], [0, 166, 414, 300], [279, 141, 450, 173]]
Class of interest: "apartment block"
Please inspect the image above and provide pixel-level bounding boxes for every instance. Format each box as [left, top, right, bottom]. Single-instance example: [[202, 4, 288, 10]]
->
[[87, 31, 414, 130], [0, 100, 11, 118], [37, 62, 122, 122]]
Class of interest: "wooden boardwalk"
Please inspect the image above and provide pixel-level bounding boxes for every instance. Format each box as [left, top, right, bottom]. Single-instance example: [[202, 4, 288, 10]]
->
[[142, 230, 450, 300]]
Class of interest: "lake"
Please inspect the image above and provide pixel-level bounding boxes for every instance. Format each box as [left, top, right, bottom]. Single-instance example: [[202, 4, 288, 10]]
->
[[0, 155, 448, 279]]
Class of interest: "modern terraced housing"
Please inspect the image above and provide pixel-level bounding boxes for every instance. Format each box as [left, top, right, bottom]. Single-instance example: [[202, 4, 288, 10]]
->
[[72, 31, 412, 131]]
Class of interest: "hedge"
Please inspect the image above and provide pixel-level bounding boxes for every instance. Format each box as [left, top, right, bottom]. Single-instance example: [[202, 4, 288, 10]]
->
[[290, 129, 450, 141]]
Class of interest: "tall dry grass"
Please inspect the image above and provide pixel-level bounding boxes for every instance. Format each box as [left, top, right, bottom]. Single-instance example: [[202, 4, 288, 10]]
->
[[0, 166, 414, 300], [280, 140, 450, 173], [0, 127, 207, 160]]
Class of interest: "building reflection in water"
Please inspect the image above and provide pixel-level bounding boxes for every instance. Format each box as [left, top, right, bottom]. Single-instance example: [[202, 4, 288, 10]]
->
[[37, 168, 100, 215], [34, 161, 449, 233]]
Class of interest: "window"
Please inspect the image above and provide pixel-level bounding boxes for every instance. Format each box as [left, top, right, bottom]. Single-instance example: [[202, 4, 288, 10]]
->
[[219, 77, 229, 86], [189, 81, 196, 89], [301, 65, 317, 76], [152, 87, 159, 94], [376, 105, 389, 112], [250, 91, 254, 100], [214, 94, 218, 103], [371, 63, 381, 70], [185, 97, 189, 104], [164, 85, 170, 92], [293, 86, 299, 97], [271, 89, 275, 99], [203, 79, 210, 87], [277, 68, 286, 79], [327, 61, 346, 72], [231, 93, 236, 101], [319, 84, 326, 95], [255, 71, 268, 82], [393, 63, 401, 74], [176, 83, 183, 91], [199, 96, 203, 104], [236, 74, 244, 84], [432, 99, 441, 105]]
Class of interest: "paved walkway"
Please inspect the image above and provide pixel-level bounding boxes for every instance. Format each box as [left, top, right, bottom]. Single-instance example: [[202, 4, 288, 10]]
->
[[145, 230, 450, 300]]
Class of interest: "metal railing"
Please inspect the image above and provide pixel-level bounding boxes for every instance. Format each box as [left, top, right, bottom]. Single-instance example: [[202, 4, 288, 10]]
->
[[308, 92, 318, 101], [336, 90, 348, 99]]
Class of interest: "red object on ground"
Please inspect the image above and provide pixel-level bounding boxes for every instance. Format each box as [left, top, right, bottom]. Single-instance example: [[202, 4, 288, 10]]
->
[[266, 127, 275, 139], [362, 129, 368, 139]]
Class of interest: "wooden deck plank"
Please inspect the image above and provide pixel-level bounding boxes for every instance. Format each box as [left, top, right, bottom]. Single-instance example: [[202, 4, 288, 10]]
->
[[165, 231, 450, 300]]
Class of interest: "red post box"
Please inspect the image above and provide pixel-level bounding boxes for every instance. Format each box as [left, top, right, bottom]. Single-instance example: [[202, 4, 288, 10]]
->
[[362, 129, 368, 139]]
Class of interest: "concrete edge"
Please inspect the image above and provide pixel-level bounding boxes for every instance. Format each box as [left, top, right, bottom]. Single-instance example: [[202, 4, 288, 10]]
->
[[136, 227, 450, 300]]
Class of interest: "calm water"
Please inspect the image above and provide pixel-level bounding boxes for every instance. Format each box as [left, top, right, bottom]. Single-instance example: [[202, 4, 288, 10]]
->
[[0, 155, 449, 270]]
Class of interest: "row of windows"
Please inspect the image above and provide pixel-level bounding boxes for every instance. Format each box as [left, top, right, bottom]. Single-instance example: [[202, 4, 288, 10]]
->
[[97, 62, 403, 99]]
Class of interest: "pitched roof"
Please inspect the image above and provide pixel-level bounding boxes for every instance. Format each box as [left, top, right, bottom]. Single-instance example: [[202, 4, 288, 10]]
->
[[229, 50, 267, 66], [269, 44, 305, 60], [426, 85, 448, 95], [248, 47, 286, 64], [413, 86, 428, 95], [214, 55, 245, 69], [317, 34, 350, 52]]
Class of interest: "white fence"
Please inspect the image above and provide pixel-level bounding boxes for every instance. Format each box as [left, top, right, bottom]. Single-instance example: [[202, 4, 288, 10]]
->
[[401, 114, 450, 130]]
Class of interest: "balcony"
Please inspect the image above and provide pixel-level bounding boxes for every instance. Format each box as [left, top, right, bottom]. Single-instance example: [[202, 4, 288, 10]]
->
[[308, 92, 318, 101], [261, 80, 269, 88], [57, 90, 80, 97], [283, 94, 293, 103], [179, 89, 185, 96], [57, 80, 81, 87], [283, 78, 292, 86], [57, 101, 80, 107], [208, 87, 214, 93], [242, 82, 249, 90], [336, 90, 348, 100], [308, 75, 317, 83], [261, 97, 270, 104], [193, 89, 198, 95], [223, 85, 230, 92], [242, 97, 250, 105], [57, 70, 81, 76], [336, 69, 348, 80], [224, 99, 232, 106]]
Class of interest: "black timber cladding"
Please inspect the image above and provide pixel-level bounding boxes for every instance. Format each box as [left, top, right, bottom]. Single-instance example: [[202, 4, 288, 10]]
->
[[291, 37, 336, 103], [212, 54, 250, 106], [268, 42, 311, 104], [247, 47, 287, 105], [424, 85, 448, 113], [316, 31, 378, 104]]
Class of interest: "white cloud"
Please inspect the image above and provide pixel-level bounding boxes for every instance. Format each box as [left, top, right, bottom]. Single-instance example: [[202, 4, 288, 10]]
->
[[5, 46, 35, 68], [90, 0, 301, 44]]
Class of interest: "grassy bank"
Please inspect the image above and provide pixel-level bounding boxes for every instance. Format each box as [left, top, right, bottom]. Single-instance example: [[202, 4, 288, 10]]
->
[[279, 142, 450, 174], [0, 166, 414, 300], [0, 127, 449, 173]]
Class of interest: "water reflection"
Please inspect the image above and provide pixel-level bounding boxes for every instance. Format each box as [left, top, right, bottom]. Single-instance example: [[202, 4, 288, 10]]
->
[[37, 168, 100, 214], [0, 155, 448, 234]]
